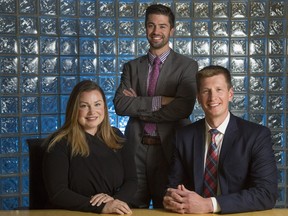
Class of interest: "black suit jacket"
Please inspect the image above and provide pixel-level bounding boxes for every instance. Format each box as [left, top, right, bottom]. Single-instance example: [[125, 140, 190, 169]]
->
[[168, 113, 278, 213]]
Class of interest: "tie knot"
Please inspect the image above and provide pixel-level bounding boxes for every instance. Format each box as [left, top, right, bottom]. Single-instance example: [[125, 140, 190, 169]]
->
[[209, 129, 219, 135], [153, 57, 161, 65]]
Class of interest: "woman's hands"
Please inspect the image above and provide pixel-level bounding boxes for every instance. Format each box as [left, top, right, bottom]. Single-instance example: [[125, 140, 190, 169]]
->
[[90, 193, 114, 206]]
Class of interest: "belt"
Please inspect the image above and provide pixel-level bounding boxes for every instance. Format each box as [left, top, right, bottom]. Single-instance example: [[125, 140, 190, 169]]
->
[[141, 135, 161, 145]]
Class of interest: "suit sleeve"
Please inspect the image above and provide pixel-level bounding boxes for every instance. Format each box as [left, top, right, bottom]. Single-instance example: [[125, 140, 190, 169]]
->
[[216, 127, 278, 213], [114, 55, 198, 123]]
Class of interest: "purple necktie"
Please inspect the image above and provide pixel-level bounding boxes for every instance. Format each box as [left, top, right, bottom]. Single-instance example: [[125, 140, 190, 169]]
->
[[203, 129, 219, 197], [144, 57, 161, 134]]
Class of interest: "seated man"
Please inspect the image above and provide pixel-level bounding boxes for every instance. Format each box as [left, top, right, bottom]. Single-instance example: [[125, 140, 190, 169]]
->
[[163, 65, 278, 214]]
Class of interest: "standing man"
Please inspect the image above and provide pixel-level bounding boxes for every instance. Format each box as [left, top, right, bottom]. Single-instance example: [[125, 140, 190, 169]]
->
[[163, 65, 278, 214], [113, 4, 198, 208]]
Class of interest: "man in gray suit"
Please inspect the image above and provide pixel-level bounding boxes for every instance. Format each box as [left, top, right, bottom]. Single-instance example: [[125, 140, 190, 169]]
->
[[113, 4, 198, 208]]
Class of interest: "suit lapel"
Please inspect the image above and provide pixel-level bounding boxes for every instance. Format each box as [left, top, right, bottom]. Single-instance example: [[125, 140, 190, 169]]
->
[[137, 56, 149, 96]]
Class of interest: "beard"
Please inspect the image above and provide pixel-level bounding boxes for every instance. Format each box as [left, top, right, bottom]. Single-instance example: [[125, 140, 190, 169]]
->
[[147, 34, 169, 50]]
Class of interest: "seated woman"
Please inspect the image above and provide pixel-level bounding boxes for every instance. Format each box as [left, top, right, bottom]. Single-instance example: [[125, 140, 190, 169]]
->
[[43, 80, 137, 214]]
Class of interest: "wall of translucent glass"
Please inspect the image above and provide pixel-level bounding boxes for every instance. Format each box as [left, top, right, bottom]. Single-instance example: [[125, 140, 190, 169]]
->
[[0, 0, 287, 210]]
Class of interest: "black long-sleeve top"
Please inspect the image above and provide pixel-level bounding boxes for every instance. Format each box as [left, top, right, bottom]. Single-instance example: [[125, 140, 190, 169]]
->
[[42, 130, 137, 213]]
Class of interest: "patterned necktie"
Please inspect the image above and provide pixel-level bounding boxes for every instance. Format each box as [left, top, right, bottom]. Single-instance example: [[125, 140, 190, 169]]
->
[[203, 129, 219, 197], [144, 57, 161, 134]]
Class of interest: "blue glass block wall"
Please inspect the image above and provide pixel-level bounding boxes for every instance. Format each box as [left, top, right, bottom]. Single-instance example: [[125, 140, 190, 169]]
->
[[0, 0, 287, 210]]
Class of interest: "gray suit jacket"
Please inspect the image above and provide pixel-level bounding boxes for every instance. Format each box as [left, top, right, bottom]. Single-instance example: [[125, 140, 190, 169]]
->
[[113, 50, 198, 163]]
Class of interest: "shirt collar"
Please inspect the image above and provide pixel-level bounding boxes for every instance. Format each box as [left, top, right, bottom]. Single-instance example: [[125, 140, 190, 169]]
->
[[148, 49, 171, 65], [205, 112, 230, 135]]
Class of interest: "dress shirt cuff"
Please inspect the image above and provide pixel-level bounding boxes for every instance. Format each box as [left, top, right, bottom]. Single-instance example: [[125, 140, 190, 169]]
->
[[211, 197, 221, 213], [152, 96, 161, 111]]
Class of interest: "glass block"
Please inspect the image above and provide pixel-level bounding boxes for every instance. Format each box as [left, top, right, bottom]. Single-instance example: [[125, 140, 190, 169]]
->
[[231, 1, 247, 18], [109, 111, 117, 127], [21, 116, 39, 133], [193, 39, 210, 55], [117, 115, 128, 133], [1, 157, 19, 174], [174, 38, 192, 56], [21, 96, 39, 114], [193, 2, 209, 18], [175, 1, 191, 18], [20, 37, 38, 54], [80, 37, 97, 55], [99, 0, 115, 17], [20, 77, 38, 93], [60, 0, 77, 16], [250, 1, 266, 17], [250, 20, 266, 37], [80, 0, 96, 17], [60, 18, 78, 36], [272, 131, 285, 149], [19, 0, 36, 14], [136, 38, 149, 55], [99, 76, 117, 93], [249, 76, 265, 92], [269, 20, 284, 36], [137, 1, 151, 18], [118, 0, 135, 17], [20, 56, 38, 74], [267, 114, 284, 129], [1, 177, 19, 194], [80, 56, 97, 74], [232, 76, 246, 93], [2, 196, 19, 210], [268, 77, 284, 92], [175, 20, 191, 36], [230, 57, 247, 74], [118, 57, 133, 72], [60, 56, 78, 74], [269, 1, 285, 17], [99, 18, 116, 36], [0, 137, 19, 154], [41, 115, 59, 133], [0, 16, 16, 34], [231, 21, 247, 37], [105, 94, 114, 111], [249, 94, 265, 111], [21, 175, 29, 193], [99, 38, 116, 55], [41, 56, 58, 74], [41, 76, 58, 94], [212, 39, 228, 55], [0, 77, 18, 93], [40, 37, 59, 55], [277, 168, 285, 184], [40, 17, 58, 35], [60, 37, 78, 55], [60, 95, 69, 113], [193, 100, 203, 112], [1, 96, 18, 114], [194, 57, 210, 70], [248, 113, 265, 125], [40, 0, 57, 15], [268, 57, 285, 74], [193, 21, 209, 37], [267, 95, 284, 111], [136, 20, 145, 36], [0, 36, 18, 54], [118, 19, 135, 36], [99, 57, 116, 74], [212, 21, 228, 37], [0, 0, 16, 13], [1, 117, 18, 133], [41, 95, 58, 113], [212, 2, 228, 18], [79, 18, 97, 36], [249, 57, 266, 74], [230, 94, 247, 111], [269, 39, 284, 55], [211, 57, 229, 69], [118, 38, 135, 55], [60, 76, 77, 94], [250, 39, 266, 55], [274, 150, 285, 166], [0, 56, 18, 74], [79, 76, 98, 83], [231, 39, 247, 55], [19, 16, 37, 34], [22, 195, 29, 208]]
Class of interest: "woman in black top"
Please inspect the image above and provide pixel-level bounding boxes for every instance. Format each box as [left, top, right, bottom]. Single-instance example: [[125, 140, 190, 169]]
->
[[43, 80, 137, 214]]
